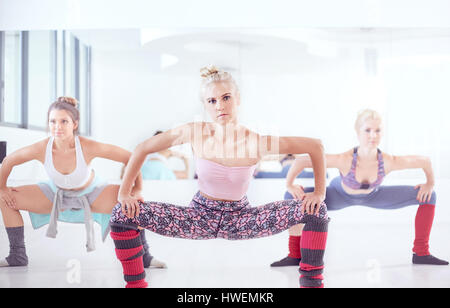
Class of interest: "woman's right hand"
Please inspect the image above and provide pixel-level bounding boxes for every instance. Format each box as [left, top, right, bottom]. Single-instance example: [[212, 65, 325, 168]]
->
[[0, 187, 17, 209], [118, 194, 141, 219], [287, 184, 305, 200]]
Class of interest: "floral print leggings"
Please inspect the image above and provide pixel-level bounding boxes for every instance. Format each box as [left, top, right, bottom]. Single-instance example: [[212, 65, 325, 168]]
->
[[110, 191, 328, 240]]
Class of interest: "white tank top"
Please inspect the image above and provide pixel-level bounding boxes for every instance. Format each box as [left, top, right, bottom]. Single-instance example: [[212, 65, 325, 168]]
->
[[44, 136, 93, 189]]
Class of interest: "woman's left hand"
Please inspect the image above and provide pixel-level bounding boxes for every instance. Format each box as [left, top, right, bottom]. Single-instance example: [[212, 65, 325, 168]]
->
[[415, 183, 434, 203], [301, 191, 325, 216]]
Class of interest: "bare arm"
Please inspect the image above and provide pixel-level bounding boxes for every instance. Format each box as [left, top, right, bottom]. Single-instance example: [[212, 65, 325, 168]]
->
[[0, 142, 43, 189], [285, 153, 342, 188], [0, 141, 44, 208], [256, 135, 325, 217], [388, 154, 435, 203], [83, 138, 144, 192], [267, 136, 326, 215], [389, 155, 434, 185], [263, 136, 326, 196]]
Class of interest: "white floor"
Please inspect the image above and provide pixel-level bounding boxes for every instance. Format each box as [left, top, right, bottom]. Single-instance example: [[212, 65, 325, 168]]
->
[[1, 178, 449, 288]]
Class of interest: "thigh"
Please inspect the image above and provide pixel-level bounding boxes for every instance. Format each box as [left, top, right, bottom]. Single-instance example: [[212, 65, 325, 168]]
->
[[220, 199, 327, 240], [367, 185, 421, 209], [323, 185, 353, 211], [111, 200, 219, 239], [90, 184, 120, 214], [8, 185, 53, 214], [285, 186, 349, 211], [284, 187, 315, 200]]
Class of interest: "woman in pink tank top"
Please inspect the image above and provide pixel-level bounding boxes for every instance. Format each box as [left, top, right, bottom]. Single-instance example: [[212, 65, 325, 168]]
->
[[109, 65, 330, 288]]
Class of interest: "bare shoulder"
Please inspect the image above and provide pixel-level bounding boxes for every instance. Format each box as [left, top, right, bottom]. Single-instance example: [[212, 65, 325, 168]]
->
[[77, 136, 106, 160], [26, 137, 50, 155], [33, 137, 51, 151], [78, 136, 97, 149], [380, 151, 394, 162], [380, 151, 394, 172], [31, 138, 50, 159]]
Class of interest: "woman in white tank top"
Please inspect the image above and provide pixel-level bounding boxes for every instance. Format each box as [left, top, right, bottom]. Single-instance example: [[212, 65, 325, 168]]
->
[[0, 97, 165, 268]]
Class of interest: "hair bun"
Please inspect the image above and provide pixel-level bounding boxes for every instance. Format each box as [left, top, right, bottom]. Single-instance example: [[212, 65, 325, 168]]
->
[[200, 65, 221, 78], [57, 96, 78, 108]]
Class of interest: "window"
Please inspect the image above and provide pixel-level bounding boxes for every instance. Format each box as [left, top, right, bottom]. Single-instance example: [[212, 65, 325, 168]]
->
[[56, 30, 64, 98], [1, 31, 22, 125], [28, 31, 55, 128], [0, 30, 92, 135], [78, 43, 91, 135], [64, 31, 76, 98]]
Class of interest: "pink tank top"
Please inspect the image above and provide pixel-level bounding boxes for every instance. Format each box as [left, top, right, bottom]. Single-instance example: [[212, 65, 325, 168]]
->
[[196, 157, 257, 201]]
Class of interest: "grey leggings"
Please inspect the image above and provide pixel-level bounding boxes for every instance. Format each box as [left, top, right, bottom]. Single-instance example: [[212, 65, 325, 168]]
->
[[284, 177, 436, 209]]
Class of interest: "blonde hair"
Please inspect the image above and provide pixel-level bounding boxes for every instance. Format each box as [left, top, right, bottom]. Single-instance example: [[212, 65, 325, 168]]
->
[[354, 109, 382, 131], [199, 65, 239, 101]]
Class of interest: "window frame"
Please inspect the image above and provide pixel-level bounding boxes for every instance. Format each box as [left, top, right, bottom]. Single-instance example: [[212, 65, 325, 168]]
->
[[0, 31, 25, 128], [0, 30, 92, 136]]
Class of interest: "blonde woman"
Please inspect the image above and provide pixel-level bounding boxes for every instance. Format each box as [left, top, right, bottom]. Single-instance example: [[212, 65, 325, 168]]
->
[[271, 109, 448, 267], [0, 97, 165, 268], [108, 66, 330, 288]]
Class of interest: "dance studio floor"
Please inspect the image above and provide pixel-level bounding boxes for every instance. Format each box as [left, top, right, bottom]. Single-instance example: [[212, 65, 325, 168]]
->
[[1, 178, 449, 288]]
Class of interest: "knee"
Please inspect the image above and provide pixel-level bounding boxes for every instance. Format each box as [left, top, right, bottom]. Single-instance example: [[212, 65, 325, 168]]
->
[[295, 199, 328, 221], [317, 201, 328, 220], [110, 202, 126, 223], [305, 200, 329, 222], [0, 197, 13, 212]]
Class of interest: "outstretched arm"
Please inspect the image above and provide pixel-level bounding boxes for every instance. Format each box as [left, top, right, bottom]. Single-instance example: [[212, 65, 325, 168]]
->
[[85, 138, 144, 196], [389, 155, 434, 183], [280, 137, 326, 197], [285, 153, 342, 201], [285, 155, 311, 200], [389, 154, 435, 203], [259, 136, 326, 215], [0, 141, 43, 208]]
